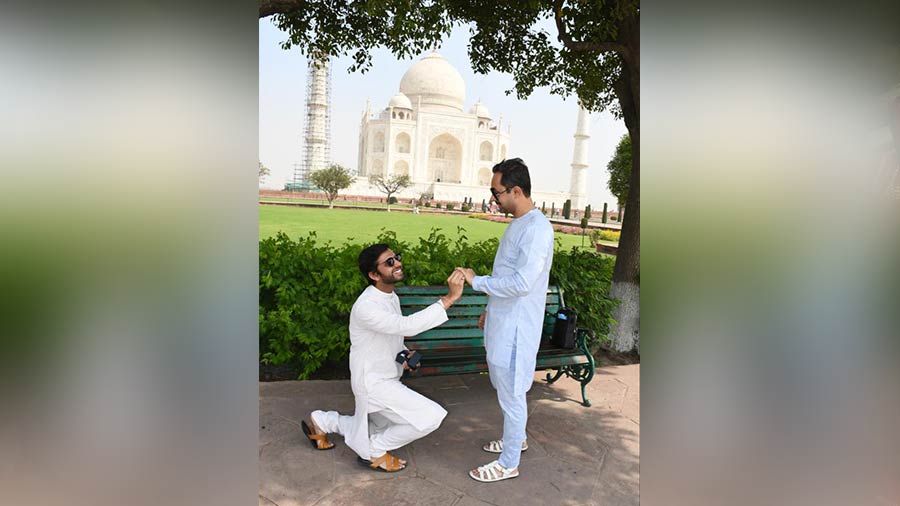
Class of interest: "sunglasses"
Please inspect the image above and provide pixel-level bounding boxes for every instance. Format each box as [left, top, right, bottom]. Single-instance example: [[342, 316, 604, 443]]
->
[[490, 186, 513, 200], [378, 253, 402, 267]]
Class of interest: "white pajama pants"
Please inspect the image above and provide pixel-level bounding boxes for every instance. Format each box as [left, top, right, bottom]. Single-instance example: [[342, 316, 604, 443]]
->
[[312, 395, 442, 460], [488, 345, 528, 469]]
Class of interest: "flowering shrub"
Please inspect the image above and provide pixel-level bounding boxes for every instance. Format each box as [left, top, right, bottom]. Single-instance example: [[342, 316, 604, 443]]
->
[[590, 229, 621, 245]]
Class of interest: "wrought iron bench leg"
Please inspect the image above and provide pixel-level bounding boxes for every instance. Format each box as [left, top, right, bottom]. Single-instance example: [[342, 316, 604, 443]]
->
[[543, 336, 597, 406], [546, 368, 565, 384], [579, 361, 594, 407], [576, 330, 597, 407]]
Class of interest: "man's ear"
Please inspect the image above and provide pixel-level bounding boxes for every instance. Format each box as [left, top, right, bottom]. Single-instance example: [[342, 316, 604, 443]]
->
[[368, 270, 379, 283]]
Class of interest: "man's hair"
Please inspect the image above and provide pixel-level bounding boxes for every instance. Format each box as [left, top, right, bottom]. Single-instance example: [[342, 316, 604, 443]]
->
[[358, 243, 391, 285], [492, 157, 531, 197]]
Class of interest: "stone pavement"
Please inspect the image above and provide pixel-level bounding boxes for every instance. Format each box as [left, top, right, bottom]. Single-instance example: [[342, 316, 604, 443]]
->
[[260, 364, 639, 506]]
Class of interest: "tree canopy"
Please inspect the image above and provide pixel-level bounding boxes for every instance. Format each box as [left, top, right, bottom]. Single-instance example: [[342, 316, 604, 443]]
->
[[369, 173, 411, 211], [607, 133, 631, 205], [258, 160, 270, 184], [261, 0, 638, 117], [309, 164, 354, 208]]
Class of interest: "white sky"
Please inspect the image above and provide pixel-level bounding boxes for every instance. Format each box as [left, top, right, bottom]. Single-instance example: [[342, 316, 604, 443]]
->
[[259, 19, 627, 210]]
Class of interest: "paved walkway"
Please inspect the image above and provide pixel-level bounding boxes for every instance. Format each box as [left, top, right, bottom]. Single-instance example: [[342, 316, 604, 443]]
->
[[260, 364, 639, 506]]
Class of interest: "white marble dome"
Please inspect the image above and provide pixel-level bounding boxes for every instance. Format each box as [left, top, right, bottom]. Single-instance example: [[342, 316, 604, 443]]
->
[[469, 100, 491, 118], [388, 92, 412, 109], [399, 52, 466, 112]]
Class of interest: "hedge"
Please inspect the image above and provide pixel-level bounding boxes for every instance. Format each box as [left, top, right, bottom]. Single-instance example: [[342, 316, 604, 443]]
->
[[259, 228, 618, 379]]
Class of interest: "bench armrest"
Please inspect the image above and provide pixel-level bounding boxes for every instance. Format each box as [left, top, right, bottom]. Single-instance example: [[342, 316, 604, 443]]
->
[[576, 328, 596, 349]]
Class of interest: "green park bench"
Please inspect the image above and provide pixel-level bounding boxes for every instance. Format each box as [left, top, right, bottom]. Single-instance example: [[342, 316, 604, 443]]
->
[[395, 285, 597, 406]]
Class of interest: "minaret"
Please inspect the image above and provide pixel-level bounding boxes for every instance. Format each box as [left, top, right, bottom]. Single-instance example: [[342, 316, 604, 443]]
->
[[357, 98, 371, 176], [568, 104, 590, 211], [297, 57, 332, 185]]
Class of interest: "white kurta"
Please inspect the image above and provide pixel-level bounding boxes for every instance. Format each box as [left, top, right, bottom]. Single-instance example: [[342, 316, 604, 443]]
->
[[343, 285, 449, 459], [472, 208, 555, 396]]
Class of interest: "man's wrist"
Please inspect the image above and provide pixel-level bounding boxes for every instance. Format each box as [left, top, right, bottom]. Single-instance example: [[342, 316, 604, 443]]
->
[[439, 296, 456, 309]]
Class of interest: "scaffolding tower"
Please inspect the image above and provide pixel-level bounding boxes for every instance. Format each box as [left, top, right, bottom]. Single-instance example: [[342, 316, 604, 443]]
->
[[293, 57, 332, 188]]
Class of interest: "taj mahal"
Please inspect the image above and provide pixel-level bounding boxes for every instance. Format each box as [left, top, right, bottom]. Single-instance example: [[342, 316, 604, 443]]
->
[[301, 51, 591, 209]]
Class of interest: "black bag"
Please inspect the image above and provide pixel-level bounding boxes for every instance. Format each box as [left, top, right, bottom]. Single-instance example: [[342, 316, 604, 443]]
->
[[551, 308, 578, 349]]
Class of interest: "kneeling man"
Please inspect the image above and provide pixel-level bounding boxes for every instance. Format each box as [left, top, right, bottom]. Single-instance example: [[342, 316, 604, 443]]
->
[[302, 243, 464, 472]]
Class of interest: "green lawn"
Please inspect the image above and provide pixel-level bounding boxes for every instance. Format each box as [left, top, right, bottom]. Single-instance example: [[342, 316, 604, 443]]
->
[[259, 196, 415, 210], [259, 205, 598, 251]]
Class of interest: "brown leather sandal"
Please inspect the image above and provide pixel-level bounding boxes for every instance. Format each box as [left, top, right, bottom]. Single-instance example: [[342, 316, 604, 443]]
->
[[301, 420, 334, 450], [357, 452, 406, 472]]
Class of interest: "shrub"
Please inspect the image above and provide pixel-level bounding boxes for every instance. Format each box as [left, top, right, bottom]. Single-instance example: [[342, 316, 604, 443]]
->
[[259, 232, 364, 379], [259, 230, 618, 377], [551, 247, 618, 347], [589, 228, 621, 246], [600, 229, 621, 242], [461, 204, 472, 212], [446, 203, 455, 211], [424, 202, 431, 208], [388, 196, 398, 205]]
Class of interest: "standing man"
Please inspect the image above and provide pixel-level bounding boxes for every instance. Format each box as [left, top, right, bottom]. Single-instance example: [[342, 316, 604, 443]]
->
[[303, 243, 466, 473], [455, 158, 555, 483]]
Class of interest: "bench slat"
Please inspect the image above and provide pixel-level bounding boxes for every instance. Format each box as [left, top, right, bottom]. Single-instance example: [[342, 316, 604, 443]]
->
[[413, 327, 484, 339], [408, 343, 590, 362], [404, 305, 560, 319], [399, 295, 489, 306], [407, 321, 557, 340], [401, 306, 484, 316], [422, 317, 481, 328], [407, 337, 486, 351], [396, 286, 562, 297], [410, 351, 589, 377]]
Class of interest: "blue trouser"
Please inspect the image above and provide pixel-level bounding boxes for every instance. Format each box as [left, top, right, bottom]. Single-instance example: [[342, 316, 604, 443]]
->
[[488, 345, 527, 469]]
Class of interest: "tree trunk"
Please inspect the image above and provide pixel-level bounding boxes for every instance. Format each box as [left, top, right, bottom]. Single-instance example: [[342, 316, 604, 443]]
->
[[607, 15, 640, 353]]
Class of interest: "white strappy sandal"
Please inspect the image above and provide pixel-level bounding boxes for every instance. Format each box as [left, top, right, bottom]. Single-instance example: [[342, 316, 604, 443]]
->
[[468, 459, 519, 483], [482, 439, 528, 453]]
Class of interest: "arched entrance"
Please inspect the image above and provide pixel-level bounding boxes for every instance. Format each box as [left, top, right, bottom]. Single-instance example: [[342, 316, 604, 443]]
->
[[427, 133, 462, 183]]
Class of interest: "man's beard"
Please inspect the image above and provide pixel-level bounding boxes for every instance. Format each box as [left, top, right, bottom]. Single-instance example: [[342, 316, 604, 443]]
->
[[382, 267, 404, 284]]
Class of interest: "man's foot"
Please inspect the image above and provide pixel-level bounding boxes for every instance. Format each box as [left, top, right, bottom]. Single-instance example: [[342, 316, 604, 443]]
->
[[468, 459, 519, 483], [301, 413, 334, 450], [482, 439, 528, 454], [357, 453, 406, 473]]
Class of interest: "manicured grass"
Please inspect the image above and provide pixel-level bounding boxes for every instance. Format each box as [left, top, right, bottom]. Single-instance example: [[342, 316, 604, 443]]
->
[[259, 205, 597, 251], [259, 197, 414, 209]]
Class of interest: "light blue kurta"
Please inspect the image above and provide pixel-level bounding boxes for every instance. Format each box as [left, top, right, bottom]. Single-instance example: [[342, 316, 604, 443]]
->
[[472, 208, 555, 396]]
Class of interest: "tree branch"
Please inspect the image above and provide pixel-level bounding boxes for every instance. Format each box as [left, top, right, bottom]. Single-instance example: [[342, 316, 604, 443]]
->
[[260, 0, 304, 19], [552, 0, 627, 55]]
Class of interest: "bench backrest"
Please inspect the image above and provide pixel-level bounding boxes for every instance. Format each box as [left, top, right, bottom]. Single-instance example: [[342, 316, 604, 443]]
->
[[395, 285, 564, 354]]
